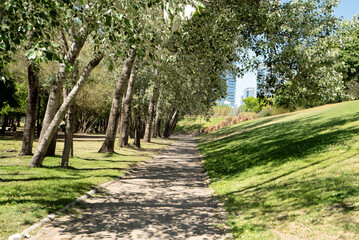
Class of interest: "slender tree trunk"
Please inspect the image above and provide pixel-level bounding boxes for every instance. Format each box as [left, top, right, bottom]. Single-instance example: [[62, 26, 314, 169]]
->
[[162, 117, 171, 138], [156, 117, 162, 138], [143, 72, 160, 142], [98, 49, 136, 153], [0, 115, 8, 134], [129, 117, 135, 139], [17, 115, 20, 127], [39, 27, 87, 152], [133, 111, 141, 148], [152, 115, 158, 138], [19, 63, 40, 155], [61, 87, 75, 168], [168, 110, 178, 135], [118, 68, 136, 148], [29, 54, 103, 167]]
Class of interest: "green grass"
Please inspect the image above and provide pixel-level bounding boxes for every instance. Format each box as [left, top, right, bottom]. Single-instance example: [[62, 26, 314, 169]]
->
[[0, 135, 171, 239], [197, 101, 359, 239], [174, 116, 225, 134]]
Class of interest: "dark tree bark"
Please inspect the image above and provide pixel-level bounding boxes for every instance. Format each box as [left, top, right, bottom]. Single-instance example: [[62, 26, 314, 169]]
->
[[155, 117, 162, 138], [162, 117, 170, 138], [133, 111, 141, 148], [16, 115, 20, 127], [29, 54, 103, 167], [0, 115, 9, 134], [98, 48, 136, 153], [118, 68, 136, 148], [19, 63, 40, 156], [143, 72, 160, 142]]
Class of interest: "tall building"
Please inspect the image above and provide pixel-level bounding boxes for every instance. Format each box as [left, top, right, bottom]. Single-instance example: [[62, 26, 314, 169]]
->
[[218, 74, 237, 107], [241, 87, 256, 105]]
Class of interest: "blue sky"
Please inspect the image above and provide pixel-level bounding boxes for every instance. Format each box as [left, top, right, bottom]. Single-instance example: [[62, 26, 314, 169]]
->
[[334, 0, 359, 20]]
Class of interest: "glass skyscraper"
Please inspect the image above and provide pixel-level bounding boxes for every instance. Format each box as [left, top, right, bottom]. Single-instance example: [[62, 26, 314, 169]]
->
[[218, 74, 237, 107]]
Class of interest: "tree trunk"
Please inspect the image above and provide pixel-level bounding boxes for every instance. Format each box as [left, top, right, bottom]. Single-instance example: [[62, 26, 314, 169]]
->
[[0, 115, 9, 134], [156, 117, 162, 138], [17, 115, 20, 127], [162, 117, 170, 138], [61, 87, 75, 168], [143, 71, 160, 142], [19, 63, 40, 156], [98, 49, 136, 153], [133, 111, 141, 148], [61, 105, 74, 167], [118, 68, 136, 148], [29, 54, 103, 167], [39, 27, 87, 143], [152, 115, 158, 138], [168, 110, 178, 136]]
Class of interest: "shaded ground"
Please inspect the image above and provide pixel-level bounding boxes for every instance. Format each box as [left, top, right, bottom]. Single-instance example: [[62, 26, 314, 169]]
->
[[29, 135, 228, 240]]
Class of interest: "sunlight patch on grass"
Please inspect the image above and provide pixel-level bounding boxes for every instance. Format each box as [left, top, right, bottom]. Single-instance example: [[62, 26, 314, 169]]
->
[[197, 100, 359, 239], [0, 135, 171, 239]]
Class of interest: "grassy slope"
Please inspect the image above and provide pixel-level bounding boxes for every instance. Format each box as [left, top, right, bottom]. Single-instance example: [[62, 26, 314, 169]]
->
[[0, 136, 171, 239], [174, 117, 225, 134], [197, 101, 359, 239]]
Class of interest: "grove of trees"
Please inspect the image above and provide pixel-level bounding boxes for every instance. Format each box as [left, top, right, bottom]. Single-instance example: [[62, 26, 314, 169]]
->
[[1, 0, 358, 167]]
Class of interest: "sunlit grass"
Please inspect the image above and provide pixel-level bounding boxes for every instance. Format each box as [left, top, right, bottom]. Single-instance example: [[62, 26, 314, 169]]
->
[[0, 135, 171, 239], [197, 101, 359, 239]]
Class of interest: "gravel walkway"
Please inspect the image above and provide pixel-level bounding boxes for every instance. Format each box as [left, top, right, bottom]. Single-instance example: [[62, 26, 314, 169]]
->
[[29, 135, 229, 240]]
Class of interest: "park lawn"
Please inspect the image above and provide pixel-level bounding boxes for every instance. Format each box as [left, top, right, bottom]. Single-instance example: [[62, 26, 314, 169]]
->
[[0, 135, 171, 239], [197, 100, 359, 239], [174, 116, 225, 134]]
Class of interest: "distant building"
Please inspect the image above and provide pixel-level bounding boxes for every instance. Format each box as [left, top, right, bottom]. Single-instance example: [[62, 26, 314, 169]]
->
[[218, 74, 237, 107], [241, 87, 256, 105]]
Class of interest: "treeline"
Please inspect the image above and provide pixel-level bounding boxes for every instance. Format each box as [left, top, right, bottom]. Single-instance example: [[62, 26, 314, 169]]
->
[[1, 0, 355, 168]]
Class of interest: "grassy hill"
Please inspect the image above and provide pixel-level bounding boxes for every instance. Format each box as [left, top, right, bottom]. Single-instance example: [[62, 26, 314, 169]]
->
[[197, 101, 359, 239]]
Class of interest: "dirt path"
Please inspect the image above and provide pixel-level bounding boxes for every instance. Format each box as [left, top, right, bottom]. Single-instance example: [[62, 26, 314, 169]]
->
[[29, 135, 229, 240]]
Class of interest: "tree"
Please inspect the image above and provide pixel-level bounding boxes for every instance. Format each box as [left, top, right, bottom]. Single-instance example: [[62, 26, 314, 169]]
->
[[98, 48, 136, 153], [29, 53, 103, 167], [337, 16, 359, 97], [254, 0, 344, 109], [118, 66, 137, 147]]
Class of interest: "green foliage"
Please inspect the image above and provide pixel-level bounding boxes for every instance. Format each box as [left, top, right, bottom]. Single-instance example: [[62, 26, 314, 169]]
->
[[0, 136, 171, 238], [255, 0, 345, 109], [211, 104, 236, 117], [174, 116, 225, 134], [242, 97, 271, 113], [197, 100, 359, 239], [337, 16, 359, 94], [258, 106, 289, 117]]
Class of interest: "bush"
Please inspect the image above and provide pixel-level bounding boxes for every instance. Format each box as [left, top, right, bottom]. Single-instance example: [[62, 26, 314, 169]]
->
[[258, 106, 290, 117], [242, 97, 272, 113]]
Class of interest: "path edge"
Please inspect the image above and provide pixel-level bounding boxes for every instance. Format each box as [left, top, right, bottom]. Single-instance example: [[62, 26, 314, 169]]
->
[[192, 135, 234, 240], [17, 143, 172, 239]]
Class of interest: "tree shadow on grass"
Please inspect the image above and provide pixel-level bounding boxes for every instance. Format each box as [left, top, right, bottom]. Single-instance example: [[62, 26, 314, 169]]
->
[[200, 113, 359, 179], [225, 171, 359, 236]]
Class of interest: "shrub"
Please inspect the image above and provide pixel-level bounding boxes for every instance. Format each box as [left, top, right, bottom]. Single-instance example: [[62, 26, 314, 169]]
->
[[258, 106, 290, 117]]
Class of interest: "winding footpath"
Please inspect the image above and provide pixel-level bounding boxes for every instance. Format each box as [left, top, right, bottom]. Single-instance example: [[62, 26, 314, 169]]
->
[[29, 136, 229, 240]]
